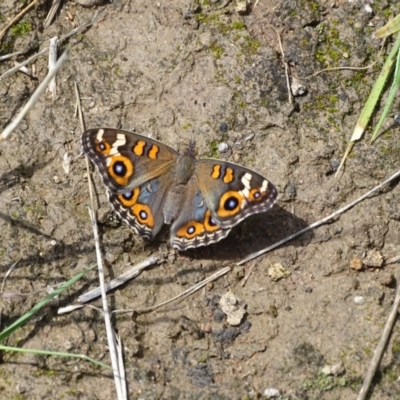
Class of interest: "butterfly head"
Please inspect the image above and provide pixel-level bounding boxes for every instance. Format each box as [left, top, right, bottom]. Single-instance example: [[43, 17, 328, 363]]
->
[[180, 140, 197, 158]]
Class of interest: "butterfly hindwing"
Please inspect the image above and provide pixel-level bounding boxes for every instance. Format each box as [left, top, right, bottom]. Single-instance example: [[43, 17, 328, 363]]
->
[[170, 178, 231, 250]]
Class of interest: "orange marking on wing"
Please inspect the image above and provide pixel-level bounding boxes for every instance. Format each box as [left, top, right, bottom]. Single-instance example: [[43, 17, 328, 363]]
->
[[176, 221, 205, 239], [108, 155, 134, 186], [203, 210, 219, 232], [117, 187, 140, 207], [133, 140, 146, 156], [147, 145, 159, 160], [211, 165, 221, 179], [248, 188, 263, 202], [94, 139, 111, 155], [217, 191, 243, 218], [223, 167, 234, 183], [133, 204, 154, 227]]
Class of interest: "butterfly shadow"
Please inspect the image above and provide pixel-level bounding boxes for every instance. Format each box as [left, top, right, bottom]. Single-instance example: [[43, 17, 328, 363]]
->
[[177, 204, 313, 263]]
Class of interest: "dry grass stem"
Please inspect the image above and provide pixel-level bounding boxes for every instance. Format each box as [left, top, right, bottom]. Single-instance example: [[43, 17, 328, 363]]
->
[[357, 284, 400, 400], [0, 0, 40, 41], [77, 256, 159, 304], [0, 50, 68, 141]]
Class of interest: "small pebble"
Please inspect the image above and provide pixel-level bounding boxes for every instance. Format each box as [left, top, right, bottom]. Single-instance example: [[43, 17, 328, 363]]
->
[[268, 263, 291, 281], [218, 142, 229, 152], [354, 296, 365, 305], [330, 159, 340, 172], [219, 292, 246, 326], [291, 77, 307, 96], [244, 132, 255, 141], [350, 258, 363, 271], [264, 388, 280, 398], [363, 249, 384, 268], [219, 122, 228, 132], [363, 4, 373, 13], [322, 362, 345, 376]]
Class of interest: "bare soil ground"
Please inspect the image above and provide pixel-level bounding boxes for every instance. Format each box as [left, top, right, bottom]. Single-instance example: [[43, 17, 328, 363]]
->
[[1, 0, 400, 399]]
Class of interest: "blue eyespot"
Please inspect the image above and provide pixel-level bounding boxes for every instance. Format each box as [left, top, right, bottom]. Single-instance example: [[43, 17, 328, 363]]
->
[[224, 197, 239, 211], [113, 161, 127, 176], [123, 191, 133, 200]]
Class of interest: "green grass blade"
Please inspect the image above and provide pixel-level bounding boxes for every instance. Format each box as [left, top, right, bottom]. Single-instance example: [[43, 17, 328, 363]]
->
[[0, 267, 92, 342], [336, 34, 400, 176], [376, 14, 400, 38], [0, 345, 110, 370], [349, 33, 400, 143], [370, 37, 400, 143]]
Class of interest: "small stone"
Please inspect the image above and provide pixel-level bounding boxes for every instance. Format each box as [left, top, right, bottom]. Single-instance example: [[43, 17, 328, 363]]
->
[[354, 296, 365, 305], [331, 362, 345, 376], [286, 183, 296, 199], [105, 252, 116, 263], [363, 249, 384, 268], [218, 142, 229, 152], [263, 388, 280, 398], [235, 0, 248, 14], [322, 362, 345, 376], [268, 263, 291, 281], [53, 175, 60, 183], [219, 122, 228, 132], [330, 159, 340, 172], [291, 77, 307, 96], [350, 258, 363, 271], [333, 226, 343, 235], [219, 292, 246, 326], [63, 151, 73, 174], [244, 132, 255, 141]]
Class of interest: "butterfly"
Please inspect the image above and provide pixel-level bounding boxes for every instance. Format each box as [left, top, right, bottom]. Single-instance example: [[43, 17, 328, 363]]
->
[[81, 128, 278, 251]]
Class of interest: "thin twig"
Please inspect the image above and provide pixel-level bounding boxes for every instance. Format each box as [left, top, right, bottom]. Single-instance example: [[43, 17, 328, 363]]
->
[[238, 168, 400, 265], [77, 78, 126, 397], [0, 0, 40, 41], [0, 10, 103, 82], [47, 37, 58, 99], [137, 266, 232, 313], [269, 24, 293, 104], [44, 0, 63, 28], [305, 38, 387, 79], [0, 50, 68, 141], [77, 256, 159, 304], [0, 51, 22, 61], [1, 257, 21, 293], [87, 208, 125, 398], [357, 284, 400, 400]]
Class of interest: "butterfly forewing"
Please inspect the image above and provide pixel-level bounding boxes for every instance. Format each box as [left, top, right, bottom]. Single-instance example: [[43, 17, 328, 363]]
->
[[195, 159, 278, 229], [82, 128, 177, 192]]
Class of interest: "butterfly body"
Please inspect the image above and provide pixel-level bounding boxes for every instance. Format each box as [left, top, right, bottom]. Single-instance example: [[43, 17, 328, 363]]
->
[[82, 128, 278, 251]]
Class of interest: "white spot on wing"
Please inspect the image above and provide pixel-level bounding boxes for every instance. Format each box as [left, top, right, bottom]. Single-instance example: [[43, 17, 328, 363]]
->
[[110, 133, 127, 155], [96, 129, 105, 141], [241, 173, 252, 190], [261, 180, 268, 192]]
